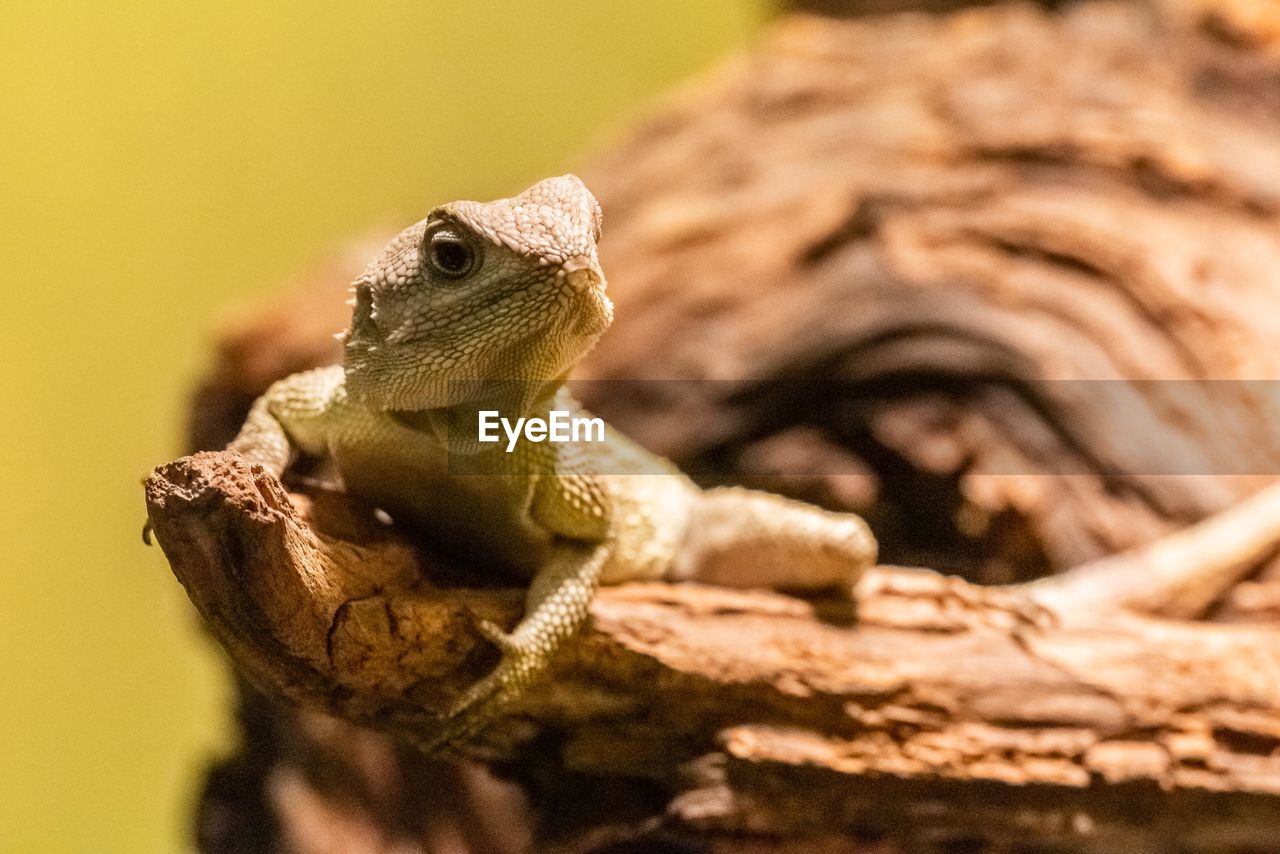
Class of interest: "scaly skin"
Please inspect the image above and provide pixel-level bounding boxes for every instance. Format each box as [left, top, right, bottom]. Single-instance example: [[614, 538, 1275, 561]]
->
[[227, 176, 877, 751]]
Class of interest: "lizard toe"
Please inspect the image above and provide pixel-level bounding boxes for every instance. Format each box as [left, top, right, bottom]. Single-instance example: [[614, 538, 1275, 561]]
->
[[474, 618, 523, 655]]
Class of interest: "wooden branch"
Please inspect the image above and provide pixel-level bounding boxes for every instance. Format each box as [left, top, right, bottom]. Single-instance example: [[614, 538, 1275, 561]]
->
[[1029, 479, 1280, 618], [147, 451, 1280, 850]]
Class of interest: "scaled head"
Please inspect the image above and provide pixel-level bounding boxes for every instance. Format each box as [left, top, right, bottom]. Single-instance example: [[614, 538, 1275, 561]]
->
[[342, 175, 612, 410]]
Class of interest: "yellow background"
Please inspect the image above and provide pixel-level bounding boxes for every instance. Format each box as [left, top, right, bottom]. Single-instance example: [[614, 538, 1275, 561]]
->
[[0, 3, 761, 850]]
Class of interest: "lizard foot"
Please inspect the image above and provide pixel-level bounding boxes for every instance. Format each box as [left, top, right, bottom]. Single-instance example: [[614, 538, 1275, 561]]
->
[[418, 624, 548, 755], [418, 542, 608, 754]]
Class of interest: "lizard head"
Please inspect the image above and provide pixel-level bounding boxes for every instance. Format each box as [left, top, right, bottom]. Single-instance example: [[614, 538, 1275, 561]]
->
[[342, 174, 612, 410]]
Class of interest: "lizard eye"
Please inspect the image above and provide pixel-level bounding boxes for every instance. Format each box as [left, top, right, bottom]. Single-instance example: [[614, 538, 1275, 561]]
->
[[424, 225, 478, 279]]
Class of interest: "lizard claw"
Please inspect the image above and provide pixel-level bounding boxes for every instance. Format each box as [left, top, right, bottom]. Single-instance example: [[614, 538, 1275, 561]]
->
[[418, 648, 534, 755], [474, 619, 522, 654]]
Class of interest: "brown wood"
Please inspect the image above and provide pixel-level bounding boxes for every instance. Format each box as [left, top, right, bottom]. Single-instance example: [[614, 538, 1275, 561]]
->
[[153, 1, 1280, 850], [576, 0, 1280, 589], [147, 451, 1280, 851]]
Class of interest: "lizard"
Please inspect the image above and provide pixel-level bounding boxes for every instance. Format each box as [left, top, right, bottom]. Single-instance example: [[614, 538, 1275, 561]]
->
[[222, 175, 878, 752]]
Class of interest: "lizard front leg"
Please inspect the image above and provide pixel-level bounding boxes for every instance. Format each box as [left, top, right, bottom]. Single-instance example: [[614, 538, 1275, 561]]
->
[[671, 486, 877, 597], [420, 540, 610, 753], [146, 368, 338, 544], [226, 396, 295, 478], [228, 366, 344, 477]]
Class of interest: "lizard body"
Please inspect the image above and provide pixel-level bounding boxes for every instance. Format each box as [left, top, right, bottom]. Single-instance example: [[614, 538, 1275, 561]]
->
[[227, 176, 877, 750]]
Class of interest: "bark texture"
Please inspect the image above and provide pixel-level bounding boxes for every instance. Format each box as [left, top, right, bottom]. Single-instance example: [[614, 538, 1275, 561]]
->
[[150, 1, 1280, 851], [149, 451, 1280, 852]]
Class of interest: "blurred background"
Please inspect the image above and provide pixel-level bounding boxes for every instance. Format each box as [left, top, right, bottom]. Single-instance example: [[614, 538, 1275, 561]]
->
[[0, 3, 764, 850]]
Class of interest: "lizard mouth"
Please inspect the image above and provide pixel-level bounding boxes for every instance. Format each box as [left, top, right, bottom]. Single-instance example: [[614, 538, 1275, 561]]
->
[[560, 263, 612, 337], [559, 257, 612, 336]]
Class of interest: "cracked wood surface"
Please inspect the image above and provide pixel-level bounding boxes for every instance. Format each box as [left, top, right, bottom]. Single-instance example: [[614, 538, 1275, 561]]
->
[[146, 450, 1280, 850]]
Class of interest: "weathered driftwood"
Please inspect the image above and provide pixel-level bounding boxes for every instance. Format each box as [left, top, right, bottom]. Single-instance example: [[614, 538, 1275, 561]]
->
[[156, 1, 1280, 851], [147, 451, 1280, 852]]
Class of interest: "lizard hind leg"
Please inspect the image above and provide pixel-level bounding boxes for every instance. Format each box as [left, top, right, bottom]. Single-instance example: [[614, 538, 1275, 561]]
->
[[670, 487, 877, 598], [419, 541, 611, 754]]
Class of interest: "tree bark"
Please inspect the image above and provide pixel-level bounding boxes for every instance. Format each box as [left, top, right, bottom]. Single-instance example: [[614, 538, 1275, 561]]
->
[[148, 450, 1280, 851], [152, 1, 1280, 851]]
